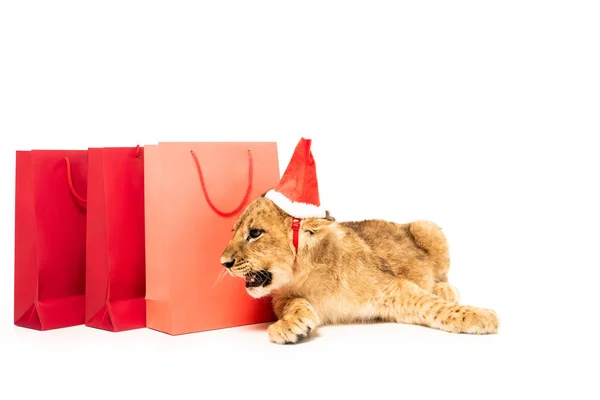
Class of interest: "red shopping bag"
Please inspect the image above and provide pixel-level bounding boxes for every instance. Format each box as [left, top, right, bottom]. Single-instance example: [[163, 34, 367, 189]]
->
[[145, 142, 280, 335], [85, 146, 146, 332], [14, 150, 88, 330]]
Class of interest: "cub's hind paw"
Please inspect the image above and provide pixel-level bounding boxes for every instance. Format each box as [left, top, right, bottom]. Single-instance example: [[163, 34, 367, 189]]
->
[[455, 307, 499, 334], [433, 283, 461, 303], [268, 316, 317, 344]]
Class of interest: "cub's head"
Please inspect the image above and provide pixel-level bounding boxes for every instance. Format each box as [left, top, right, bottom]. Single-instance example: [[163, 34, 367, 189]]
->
[[220, 196, 297, 298], [220, 195, 335, 298]]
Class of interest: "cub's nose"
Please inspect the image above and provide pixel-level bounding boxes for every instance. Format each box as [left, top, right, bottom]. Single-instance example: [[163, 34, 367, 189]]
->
[[220, 257, 235, 269]]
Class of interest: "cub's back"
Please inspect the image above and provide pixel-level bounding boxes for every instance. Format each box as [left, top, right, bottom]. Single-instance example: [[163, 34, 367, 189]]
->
[[339, 219, 448, 290]]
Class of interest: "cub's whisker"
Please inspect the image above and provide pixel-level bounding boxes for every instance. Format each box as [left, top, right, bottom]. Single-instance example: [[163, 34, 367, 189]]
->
[[212, 269, 228, 288]]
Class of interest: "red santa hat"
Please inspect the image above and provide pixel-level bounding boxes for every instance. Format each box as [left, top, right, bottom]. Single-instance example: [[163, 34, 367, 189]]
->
[[264, 137, 327, 219]]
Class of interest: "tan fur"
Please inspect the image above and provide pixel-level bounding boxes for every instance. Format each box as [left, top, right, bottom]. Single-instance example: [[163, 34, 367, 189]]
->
[[221, 197, 499, 344]]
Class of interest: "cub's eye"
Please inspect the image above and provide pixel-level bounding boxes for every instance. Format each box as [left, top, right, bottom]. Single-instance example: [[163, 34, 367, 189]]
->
[[247, 228, 263, 240]]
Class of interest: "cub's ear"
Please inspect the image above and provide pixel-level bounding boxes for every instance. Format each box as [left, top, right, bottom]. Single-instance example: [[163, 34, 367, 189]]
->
[[324, 210, 335, 221], [303, 216, 335, 235]]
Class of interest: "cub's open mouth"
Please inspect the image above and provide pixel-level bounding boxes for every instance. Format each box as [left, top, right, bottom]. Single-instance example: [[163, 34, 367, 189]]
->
[[245, 270, 272, 288]]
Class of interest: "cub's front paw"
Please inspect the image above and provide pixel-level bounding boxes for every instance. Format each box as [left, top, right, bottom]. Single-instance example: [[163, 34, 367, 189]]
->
[[268, 316, 317, 344]]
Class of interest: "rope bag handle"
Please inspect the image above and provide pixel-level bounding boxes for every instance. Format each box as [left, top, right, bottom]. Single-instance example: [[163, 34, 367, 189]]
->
[[190, 149, 253, 217]]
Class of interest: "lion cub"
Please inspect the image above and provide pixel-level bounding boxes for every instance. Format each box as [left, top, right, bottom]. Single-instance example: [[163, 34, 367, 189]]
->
[[221, 196, 499, 344]]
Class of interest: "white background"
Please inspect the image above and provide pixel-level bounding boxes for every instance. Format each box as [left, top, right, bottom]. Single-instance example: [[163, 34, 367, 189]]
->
[[1, 1, 599, 399]]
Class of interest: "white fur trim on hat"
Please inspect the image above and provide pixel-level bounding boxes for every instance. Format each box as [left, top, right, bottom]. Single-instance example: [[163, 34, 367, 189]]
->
[[264, 189, 327, 219]]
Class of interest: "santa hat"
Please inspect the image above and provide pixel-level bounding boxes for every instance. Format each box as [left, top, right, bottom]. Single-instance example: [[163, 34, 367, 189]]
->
[[264, 138, 327, 219]]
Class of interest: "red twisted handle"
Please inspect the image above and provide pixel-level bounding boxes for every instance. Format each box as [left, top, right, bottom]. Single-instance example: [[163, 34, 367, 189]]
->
[[64, 157, 87, 206], [190, 149, 253, 217], [64, 145, 139, 208]]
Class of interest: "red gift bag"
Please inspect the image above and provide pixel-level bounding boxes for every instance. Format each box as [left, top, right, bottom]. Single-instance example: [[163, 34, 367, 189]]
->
[[85, 146, 146, 332], [144, 142, 279, 335], [14, 150, 88, 330]]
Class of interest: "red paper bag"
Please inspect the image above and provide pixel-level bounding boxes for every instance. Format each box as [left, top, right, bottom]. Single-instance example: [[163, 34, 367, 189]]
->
[[14, 150, 88, 330], [145, 142, 280, 335], [85, 146, 146, 332]]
